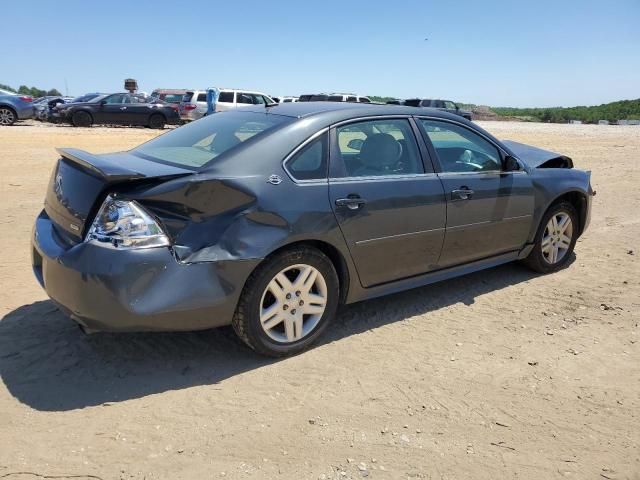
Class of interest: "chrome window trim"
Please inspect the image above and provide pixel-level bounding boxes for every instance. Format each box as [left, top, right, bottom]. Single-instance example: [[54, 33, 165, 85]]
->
[[437, 170, 527, 178], [331, 114, 412, 128], [328, 172, 439, 184], [281, 127, 330, 184]]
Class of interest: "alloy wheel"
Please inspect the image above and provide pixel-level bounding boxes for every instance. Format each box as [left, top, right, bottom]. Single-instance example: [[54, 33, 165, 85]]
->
[[0, 108, 16, 125], [541, 212, 573, 264], [259, 264, 328, 343]]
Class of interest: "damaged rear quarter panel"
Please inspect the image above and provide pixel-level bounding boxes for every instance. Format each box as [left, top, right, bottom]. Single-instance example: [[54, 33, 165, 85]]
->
[[125, 171, 349, 270]]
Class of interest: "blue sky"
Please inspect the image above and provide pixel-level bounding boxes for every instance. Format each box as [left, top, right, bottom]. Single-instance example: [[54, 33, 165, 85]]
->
[[3, 0, 639, 107]]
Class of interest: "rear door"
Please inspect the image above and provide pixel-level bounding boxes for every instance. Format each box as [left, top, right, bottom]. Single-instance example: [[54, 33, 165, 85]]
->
[[417, 118, 534, 267], [95, 93, 129, 124], [328, 117, 446, 287], [123, 95, 151, 125]]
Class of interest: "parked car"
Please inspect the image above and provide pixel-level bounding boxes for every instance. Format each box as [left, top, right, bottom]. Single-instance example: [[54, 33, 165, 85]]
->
[[404, 98, 472, 120], [150, 88, 187, 105], [34, 96, 74, 121], [279, 96, 298, 103], [32, 102, 593, 357], [52, 93, 180, 128], [0, 88, 34, 125], [327, 93, 371, 103], [179, 88, 275, 122]]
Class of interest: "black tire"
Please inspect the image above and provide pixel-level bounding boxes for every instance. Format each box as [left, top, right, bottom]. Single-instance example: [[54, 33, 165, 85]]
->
[[0, 106, 17, 126], [148, 113, 166, 129], [232, 246, 339, 357], [522, 201, 579, 273], [72, 111, 92, 127]]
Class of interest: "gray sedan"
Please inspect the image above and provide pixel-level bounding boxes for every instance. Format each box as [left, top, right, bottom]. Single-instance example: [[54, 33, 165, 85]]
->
[[31, 103, 593, 356]]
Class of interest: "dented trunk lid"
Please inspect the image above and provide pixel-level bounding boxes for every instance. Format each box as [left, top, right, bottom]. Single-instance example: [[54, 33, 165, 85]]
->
[[502, 140, 573, 169], [45, 148, 193, 244]]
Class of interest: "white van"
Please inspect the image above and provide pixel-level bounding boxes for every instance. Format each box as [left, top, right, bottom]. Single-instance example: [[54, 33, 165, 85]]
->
[[179, 88, 275, 122]]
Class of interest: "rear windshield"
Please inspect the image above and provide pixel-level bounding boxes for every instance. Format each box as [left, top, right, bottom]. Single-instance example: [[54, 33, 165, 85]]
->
[[162, 94, 184, 103], [182, 91, 194, 102], [132, 111, 291, 169]]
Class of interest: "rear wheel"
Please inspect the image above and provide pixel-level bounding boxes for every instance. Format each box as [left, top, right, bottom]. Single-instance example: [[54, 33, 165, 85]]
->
[[72, 111, 92, 127], [523, 201, 578, 273], [232, 246, 339, 357], [0, 107, 17, 126], [148, 113, 166, 129]]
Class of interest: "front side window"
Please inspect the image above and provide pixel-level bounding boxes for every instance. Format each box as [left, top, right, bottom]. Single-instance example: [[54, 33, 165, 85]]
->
[[358, 97, 371, 103], [251, 94, 265, 105], [444, 101, 457, 110], [285, 133, 328, 180], [133, 111, 291, 169], [335, 119, 423, 177], [329, 95, 344, 102], [419, 119, 501, 173]]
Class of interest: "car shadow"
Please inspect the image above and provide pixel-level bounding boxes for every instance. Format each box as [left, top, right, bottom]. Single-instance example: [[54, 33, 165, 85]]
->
[[0, 261, 551, 412]]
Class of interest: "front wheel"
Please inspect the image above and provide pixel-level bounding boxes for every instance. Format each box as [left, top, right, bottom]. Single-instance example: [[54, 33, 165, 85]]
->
[[523, 201, 578, 273], [232, 246, 339, 357]]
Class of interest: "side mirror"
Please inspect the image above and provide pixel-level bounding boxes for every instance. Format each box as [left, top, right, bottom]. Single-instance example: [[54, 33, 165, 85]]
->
[[99, 100, 107, 106], [503, 155, 521, 172], [347, 138, 364, 151]]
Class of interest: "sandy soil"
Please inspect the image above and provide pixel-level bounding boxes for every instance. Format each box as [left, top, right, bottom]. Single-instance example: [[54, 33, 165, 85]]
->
[[0, 121, 638, 480]]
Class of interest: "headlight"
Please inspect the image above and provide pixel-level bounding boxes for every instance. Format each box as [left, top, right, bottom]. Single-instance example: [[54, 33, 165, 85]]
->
[[85, 195, 170, 249]]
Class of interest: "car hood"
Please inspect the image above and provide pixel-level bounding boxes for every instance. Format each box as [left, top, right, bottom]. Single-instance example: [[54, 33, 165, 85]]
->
[[502, 140, 573, 169]]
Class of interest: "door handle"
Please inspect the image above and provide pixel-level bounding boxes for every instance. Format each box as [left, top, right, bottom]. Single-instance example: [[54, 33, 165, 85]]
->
[[120, 107, 127, 110], [451, 187, 474, 200], [335, 196, 367, 210]]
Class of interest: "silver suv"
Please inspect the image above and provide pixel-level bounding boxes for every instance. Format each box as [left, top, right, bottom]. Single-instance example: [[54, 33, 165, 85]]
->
[[179, 88, 275, 122]]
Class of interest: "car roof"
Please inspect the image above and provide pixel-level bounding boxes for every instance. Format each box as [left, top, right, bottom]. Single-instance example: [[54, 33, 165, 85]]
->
[[242, 101, 466, 123]]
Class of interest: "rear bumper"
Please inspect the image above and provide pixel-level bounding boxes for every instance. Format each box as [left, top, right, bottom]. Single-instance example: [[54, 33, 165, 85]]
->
[[17, 105, 35, 120], [31, 210, 259, 332]]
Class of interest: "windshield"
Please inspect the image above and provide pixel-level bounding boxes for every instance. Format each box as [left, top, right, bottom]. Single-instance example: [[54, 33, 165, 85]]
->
[[133, 111, 292, 169]]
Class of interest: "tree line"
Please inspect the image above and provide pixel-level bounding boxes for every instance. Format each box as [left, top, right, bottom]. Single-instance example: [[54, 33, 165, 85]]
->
[[0, 83, 63, 98], [492, 99, 640, 123]]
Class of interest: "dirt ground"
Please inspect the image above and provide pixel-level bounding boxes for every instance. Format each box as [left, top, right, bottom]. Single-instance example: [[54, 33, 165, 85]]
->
[[0, 121, 638, 480]]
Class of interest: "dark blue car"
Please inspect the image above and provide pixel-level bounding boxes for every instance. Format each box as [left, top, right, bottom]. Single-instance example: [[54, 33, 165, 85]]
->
[[32, 102, 593, 356]]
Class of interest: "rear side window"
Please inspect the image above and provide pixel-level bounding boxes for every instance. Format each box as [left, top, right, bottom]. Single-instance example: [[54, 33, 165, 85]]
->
[[182, 92, 194, 102], [133, 111, 291, 169], [328, 95, 344, 102], [346, 96, 357, 102], [196, 93, 207, 102], [237, 93, 253, 104], [218, 91, 234, 102], [335, 119, 423, 177], [285, 133, 328, 180]]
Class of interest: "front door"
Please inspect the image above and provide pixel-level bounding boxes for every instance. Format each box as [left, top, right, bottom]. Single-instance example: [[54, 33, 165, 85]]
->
[[417, 118, 534, 268], [328, 118, 447, 287]]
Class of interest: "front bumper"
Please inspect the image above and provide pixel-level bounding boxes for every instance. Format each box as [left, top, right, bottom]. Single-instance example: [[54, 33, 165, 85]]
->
[[31, 210, 259, 332]]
